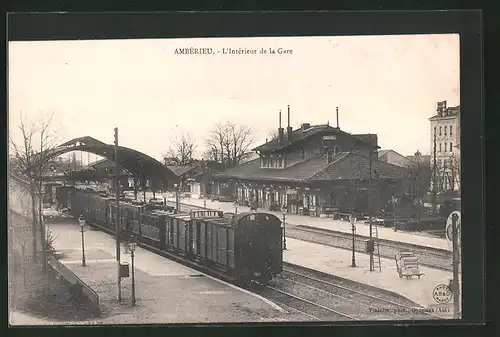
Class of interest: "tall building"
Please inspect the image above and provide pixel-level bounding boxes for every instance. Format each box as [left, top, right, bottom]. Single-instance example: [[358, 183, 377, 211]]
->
[[429, 100, 461, 192]]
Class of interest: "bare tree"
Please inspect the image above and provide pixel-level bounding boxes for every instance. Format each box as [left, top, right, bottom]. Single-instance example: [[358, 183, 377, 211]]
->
[[267, 129, 279, 142], [9, 112, 60, 269], [163, 132, 197, 166], [204, 121, 255, 168], [405, 151, 432, 221], [443, 153, 461, 192]]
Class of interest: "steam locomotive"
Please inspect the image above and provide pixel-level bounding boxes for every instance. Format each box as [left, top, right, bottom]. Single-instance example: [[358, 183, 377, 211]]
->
[[62, 188, 283, 285]]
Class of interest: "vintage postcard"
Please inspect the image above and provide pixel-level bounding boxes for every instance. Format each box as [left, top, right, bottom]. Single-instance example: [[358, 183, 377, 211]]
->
[[8, 33, 462, 325]]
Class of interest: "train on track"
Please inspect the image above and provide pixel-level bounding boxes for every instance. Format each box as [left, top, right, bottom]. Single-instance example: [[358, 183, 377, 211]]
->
[[52, 186, 284, 285]]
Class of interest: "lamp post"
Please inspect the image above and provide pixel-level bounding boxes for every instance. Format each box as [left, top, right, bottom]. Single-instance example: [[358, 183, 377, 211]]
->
[[281, 207, 287, 250], [78, 215, 86, 267], [392, 195, 397, 232], [174, 183, 180, 212], [350, 215, 357, 267], [234, 201, 239, 214], [203, 196, 207, 209], [129, 238, 137, 306]]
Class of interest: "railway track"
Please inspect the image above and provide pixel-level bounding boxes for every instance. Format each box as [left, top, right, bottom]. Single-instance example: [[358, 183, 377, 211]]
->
[[257, 283, 357, 321], [287, 225, 452, 271], [279, 263, 442, 321]]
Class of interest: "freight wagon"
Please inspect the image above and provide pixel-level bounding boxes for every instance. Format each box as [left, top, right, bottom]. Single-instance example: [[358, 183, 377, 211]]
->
[[66, 188, 283, 285], [54, 185, 76, 210]]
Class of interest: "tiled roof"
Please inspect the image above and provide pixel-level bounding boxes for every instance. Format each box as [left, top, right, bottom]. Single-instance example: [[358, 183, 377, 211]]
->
[[214, 152, 408, 182], [253, 125, 329, 152], [166, 165, 197, 177], [377, 150, 391, 158], [252, 125, 379, 152], [214, 153, 344, 182], [310, 152, 409, 181]]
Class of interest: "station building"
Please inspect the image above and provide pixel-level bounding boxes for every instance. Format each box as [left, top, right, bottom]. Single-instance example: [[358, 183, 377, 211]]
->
[[212, 106, 409, 217]]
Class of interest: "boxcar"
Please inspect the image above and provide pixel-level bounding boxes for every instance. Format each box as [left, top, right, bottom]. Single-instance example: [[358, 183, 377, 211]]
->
[[164, 211, 282, 284], [55, 185, 75, 210], [64, 188, 283, 286]]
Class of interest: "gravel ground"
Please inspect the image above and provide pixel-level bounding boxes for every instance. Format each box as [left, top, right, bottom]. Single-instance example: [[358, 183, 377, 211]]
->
[[287, 226, 452, 271]]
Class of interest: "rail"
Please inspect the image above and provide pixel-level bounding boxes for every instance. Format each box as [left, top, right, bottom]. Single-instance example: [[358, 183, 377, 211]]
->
[[47, 256, 101, 317]]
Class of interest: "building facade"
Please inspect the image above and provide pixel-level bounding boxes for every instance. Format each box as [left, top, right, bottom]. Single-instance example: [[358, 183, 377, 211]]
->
[[213, 106, 409, 216], [429, 101, 461, 192]]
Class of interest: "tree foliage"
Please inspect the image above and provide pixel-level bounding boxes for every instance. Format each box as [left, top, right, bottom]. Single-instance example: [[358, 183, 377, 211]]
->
[[163, 132, 197, 166], [203, 121, 255, 169]]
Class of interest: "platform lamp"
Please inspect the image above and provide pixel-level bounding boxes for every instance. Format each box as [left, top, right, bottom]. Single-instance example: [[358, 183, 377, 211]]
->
[[234, 200, 239, 214], [350, 215, 357, 267], [174, 183, 180, 212], [281, 206, 287, 250], [203, 195, 208, 209], [128, 237, 137, 306], [78, 215, 86, 267], [392, 195, 398, 232]]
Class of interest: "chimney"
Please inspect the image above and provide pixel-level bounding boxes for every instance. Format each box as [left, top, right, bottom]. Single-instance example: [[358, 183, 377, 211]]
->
[[302, 123, 311, 131], [278, 109, 285, 145], [336, 106, 339, 128], [286, 105, 293, 140]]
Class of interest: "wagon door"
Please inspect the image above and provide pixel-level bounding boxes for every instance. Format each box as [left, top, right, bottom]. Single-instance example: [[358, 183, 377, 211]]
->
[[227, 227, 235, 269], [199, 220, 205, 258], [206, 221, 212, 261], [218, 226, 227, 267]]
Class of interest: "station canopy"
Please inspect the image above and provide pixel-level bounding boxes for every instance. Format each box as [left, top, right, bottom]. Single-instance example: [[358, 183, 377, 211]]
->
[[46, 136, 176, 186]]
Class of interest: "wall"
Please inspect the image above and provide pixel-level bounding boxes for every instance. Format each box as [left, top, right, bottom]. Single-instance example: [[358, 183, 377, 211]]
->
[[47, 256, 101, 317]]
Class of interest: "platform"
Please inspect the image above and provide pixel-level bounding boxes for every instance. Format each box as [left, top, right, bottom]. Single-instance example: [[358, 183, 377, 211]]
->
[[157, 195, 449, 251], [283, 237, 459, 318], [47, 221, 307, 324]]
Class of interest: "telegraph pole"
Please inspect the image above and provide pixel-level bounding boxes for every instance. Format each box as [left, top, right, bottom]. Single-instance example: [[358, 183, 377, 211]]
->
[[432, 127, 438, 215], [452, 213, 460, 318], [368, 134, 373, 272], [114, 127, 122, 302]]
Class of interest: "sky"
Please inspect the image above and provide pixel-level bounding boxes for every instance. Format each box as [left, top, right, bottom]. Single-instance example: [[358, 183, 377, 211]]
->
[[8, 34, 459, 163]]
